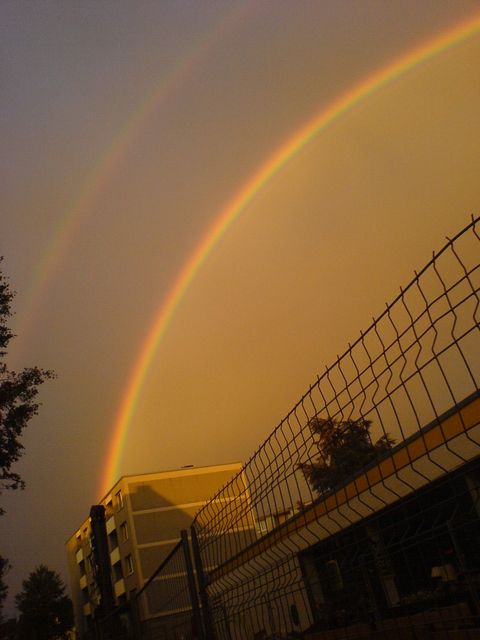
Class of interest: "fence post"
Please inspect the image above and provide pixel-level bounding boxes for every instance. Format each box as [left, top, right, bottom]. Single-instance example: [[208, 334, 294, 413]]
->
[[190, 524, 216, 639], [129, 591, 143, 640], [181, 529, 204, 640]]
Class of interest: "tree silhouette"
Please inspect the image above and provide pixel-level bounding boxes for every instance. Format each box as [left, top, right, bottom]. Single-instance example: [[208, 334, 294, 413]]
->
[[15, 565, 73, 640], [301, 417, 394, 495], [0, 258, 54, 503], [0, 555, 10, 623]]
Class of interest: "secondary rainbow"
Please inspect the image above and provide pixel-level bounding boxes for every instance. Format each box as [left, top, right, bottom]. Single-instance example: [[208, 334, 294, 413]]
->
[[11, 3, 252, 362], [99, 12, 480, 497]]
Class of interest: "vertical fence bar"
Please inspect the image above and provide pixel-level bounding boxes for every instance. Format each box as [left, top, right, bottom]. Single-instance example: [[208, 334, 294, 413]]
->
[[128, 591, 142, 640], [190, 524, 216, 640], [181, 529, 204, 640]]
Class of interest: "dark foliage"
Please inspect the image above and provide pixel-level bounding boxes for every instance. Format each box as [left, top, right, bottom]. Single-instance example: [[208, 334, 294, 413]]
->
[[0, 259, 54, 502], [301, 417, 394, 494], [15, 565, 73, 640], [0, 555, 11, 622]]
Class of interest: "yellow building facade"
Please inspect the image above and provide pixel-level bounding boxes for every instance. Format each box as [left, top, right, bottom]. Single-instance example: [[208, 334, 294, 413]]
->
[[65, 463, 243, 637]]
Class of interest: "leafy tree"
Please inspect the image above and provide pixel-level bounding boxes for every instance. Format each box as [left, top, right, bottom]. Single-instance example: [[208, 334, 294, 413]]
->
[[0, 258, 54, 504], [0, 555, 11, 623], [301, 417, 394, 494], [15, 565, 73, 640]]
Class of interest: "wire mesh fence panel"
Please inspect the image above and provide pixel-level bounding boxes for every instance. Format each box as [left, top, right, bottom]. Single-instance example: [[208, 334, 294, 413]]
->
[[299, 459, 480, 638], [134, 536, 199, 640], [192, 216, 480, 640]]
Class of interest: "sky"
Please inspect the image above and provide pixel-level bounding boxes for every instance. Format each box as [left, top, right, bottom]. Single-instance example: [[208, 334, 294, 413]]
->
[[1, 0, 480, 615]]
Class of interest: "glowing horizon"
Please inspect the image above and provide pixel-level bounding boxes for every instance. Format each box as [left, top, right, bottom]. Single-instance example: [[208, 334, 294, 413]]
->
[[99, 11, 480, 498]]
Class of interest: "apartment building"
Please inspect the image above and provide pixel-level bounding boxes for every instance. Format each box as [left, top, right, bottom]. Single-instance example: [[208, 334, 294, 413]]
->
[[65, 463, 243, 638]]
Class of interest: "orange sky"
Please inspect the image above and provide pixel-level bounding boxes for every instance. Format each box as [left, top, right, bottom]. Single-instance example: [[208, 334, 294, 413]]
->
[[1, 0, 479, 612]]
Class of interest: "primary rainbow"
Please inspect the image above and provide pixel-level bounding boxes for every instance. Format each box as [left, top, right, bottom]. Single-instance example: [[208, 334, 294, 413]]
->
[[99, 12, 480, 497]]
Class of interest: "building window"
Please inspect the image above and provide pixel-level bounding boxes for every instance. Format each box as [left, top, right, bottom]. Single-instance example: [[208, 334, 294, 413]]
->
[[115, 490, 124, 510], [256, 516, 274, 535], [108, 529, 118, 550], [120, 521, 129, 542], [112, 561, 123, 582], [125, 554, 134, 575]]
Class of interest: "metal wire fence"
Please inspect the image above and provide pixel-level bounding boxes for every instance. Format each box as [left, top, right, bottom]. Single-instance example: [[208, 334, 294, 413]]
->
[[191, 215, 480, 639], [87, 216, 480, 640], [134, 531, 201, 640]]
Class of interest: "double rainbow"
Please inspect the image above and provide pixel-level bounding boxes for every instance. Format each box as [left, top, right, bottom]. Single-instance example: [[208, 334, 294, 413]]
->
[[94, 12, 480, 498]]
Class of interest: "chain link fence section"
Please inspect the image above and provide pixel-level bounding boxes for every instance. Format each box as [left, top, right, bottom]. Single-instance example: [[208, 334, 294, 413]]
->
[[192, 216, 480, 639]]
